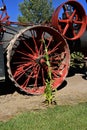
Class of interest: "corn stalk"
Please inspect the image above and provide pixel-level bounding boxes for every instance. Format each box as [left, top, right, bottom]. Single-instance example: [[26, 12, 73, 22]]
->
[[41, 39, 56, 105]]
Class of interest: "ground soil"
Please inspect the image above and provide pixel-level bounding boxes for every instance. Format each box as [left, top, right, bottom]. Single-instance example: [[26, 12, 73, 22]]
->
[[0, 71, 87, 122]]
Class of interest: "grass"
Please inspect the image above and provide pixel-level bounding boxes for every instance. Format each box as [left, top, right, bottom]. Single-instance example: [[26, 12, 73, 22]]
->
[[0, 103, 87, 130]]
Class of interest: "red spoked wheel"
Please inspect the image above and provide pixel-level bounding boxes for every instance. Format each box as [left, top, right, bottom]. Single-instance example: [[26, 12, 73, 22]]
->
[[52, 0, 86, 40], [6, 25, 70, 95]]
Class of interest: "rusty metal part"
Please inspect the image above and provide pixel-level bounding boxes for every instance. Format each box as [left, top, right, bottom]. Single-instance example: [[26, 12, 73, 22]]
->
[[6, 25, 70, 95], [52, 0, 86, 40]]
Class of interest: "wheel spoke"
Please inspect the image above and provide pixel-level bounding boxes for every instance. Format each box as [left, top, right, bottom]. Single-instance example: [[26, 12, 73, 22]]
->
[[14, 62, 36, 81], [73, 20, 83, 25], [15, 61, 34, 70], [23, 40, 35, 55], [38, 41, 44, 55], [12, 61, 29, 65], [21, 64, 39, 88], [69, 9, 76, 20], [21, 75, 30, 89], [41, 68, 45, 86], [33, 65, 40, 87], [30, 30, 39, 54], [22, 69, 34, 88], [16, 50, 34, 60], [46, 36, 53, 49], [63, 23, 69, 35], [65, 11, 70, 18], [48, 41, 62, 55], [32, 36, 39, 54], [59, 19, 68, 23]]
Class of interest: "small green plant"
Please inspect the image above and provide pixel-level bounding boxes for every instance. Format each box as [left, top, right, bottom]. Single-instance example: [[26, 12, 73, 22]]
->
[[70, 51, 84, 68], [44, 79, 53, 104], [41, 38, 56, 105]]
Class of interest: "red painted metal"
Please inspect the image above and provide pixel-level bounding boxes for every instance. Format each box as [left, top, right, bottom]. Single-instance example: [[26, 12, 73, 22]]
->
[[86, 16, 87, 29], [0, 1, 33, 30], [6, 25, 70, 95], [52, 0, 86, 40]]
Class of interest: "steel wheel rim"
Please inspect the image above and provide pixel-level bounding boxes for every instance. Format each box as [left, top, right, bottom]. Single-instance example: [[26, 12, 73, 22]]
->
[[7, 25, 70, 95]]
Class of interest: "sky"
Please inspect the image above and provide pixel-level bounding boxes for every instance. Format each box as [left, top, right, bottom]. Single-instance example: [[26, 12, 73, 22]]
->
[[0, 0, 87, 21]]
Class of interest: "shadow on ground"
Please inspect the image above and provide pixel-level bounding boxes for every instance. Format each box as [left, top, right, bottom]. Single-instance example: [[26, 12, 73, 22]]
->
[[0, 81, 16, 96], [0, 81, 32, 96], [67, 67, 85, 77], [57, 80, 67, 91], [0, 80, 68, 96], [0, 66, 86, 96]]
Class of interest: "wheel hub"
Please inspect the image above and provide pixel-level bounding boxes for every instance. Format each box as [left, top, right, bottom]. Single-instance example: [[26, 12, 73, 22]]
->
[[35, 55, 45, 65]]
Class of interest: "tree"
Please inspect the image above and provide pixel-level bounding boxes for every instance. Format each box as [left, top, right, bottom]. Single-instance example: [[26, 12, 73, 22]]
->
[[18, 0, 54, 24]]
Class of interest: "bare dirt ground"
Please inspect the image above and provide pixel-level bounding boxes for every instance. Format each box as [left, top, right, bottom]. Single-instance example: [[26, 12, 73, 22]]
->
[[0, 72, 87, 121]]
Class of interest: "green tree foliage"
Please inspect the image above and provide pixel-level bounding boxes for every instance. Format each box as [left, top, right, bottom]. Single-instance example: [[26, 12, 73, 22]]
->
[[18, 0, 54, 24]]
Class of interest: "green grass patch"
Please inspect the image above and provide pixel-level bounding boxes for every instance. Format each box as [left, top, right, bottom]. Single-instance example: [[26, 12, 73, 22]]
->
[[0, 103, 87, 130]]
